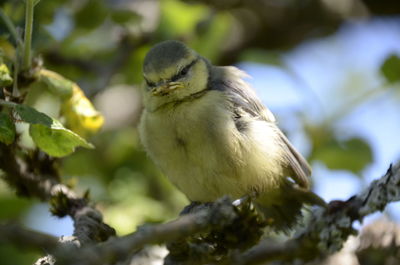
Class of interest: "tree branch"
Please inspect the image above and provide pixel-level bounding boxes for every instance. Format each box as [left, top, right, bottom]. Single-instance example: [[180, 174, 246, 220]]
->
[[0, 223, 58, 252], [54, 197, 239, 265], [224, 161, 400, 265], [48, 161, 400, 265], [0, 144, 115, 246]]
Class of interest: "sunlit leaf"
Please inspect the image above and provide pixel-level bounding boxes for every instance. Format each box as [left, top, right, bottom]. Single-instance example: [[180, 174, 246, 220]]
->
[[380, 54, 400, 84], [192, 12, 232, 62], [160, 0, 207, 36], [122, 45, 149, 84], [29, 123, 93, 157], [61, 84, 104, 137], [0, 63, 13, 87], [13, 104, 93, 157], [39, 69, 73, 98], [0, 112, 15, 145]]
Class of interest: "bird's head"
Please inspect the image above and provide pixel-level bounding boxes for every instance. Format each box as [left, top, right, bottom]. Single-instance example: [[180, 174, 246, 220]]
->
[[142, 40, 210, 111]]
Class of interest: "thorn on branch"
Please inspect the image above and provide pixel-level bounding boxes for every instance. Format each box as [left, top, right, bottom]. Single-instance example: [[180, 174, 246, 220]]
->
[[385, 163, 393, 185]]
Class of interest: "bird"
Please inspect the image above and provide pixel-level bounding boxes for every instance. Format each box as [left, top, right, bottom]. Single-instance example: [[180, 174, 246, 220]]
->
[[138, 40, 325, 230]]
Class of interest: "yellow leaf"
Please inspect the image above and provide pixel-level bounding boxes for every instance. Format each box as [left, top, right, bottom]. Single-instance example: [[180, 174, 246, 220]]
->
[[61, 84, 104, 138], [0, 38, 16, 61], [0, 63, 13, 86]]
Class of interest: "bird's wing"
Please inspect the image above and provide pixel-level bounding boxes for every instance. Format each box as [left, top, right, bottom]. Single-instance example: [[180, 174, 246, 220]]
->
[[212, 66, 311, 189], [277, 132, 311, 189], [210, 66, 275, 121]]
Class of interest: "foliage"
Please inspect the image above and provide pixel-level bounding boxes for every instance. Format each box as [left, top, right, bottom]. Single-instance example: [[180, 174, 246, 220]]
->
[[381, 54, 400, 84]]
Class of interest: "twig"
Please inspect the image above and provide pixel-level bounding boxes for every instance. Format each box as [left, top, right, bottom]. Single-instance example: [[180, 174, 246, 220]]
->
[[0, 144, 57, 200], [23, 0, 34, 70], [0, 9, 23, 48], [0, 144, 116, 245], [54, 197, 238, 265]]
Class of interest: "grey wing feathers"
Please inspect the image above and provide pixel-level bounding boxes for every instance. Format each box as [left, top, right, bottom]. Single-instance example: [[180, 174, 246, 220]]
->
[[212, 65, 311, 189], [211, 66, 275, 122], [278, 132, 311, 189]]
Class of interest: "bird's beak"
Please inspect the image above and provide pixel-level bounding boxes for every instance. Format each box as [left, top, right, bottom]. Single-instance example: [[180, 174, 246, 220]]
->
[[152, 82, 184, 96]]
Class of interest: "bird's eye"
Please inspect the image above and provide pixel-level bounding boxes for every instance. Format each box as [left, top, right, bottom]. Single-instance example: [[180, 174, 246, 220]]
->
[[179, 65, 189, 76], [171, 65, 190, 82], [170, 59, 198, 82]]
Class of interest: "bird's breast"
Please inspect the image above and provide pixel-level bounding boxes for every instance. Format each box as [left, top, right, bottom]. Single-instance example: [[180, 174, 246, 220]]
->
[[139, 91, 286, 202]]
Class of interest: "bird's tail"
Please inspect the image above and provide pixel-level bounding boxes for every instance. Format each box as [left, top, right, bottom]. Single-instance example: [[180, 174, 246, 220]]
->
[[255, 181, 326, 232]]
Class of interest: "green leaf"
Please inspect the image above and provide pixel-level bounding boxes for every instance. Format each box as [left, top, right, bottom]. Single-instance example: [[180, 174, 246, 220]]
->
[[380, 54, 400, 84], [192, 12, 232, 62], [0, 196, 32, 219], [0, 112, 15, 145], [239, 49, 283, 66], [160, 0, 207, 36], [14, 104, 53, 126], [75, 0, 108, 30], [40, 69, 73, 98], [0, 63, 13, 87], [312, 137, 373, 174], [111, 9, 141, 25], [29, 124, 93, 157], [13, 104, 93, 157]]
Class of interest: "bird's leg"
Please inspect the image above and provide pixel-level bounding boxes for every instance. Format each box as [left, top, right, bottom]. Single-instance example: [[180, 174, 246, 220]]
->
[[232, 196, 249, 207], [232, 190, 260, 207]]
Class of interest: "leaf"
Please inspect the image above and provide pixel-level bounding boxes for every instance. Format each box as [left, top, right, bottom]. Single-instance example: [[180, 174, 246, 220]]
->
[[0, 63, 13, 87], [192, 12, 232, 62], [0, 196, 32, 219], [61, 84, 104, 137], [122, 45, 149, 84], [39, 69, 73, 98], [111, 9, 141, 25], [14, 104, 53, 126], [75, 0, 108, 30], [0, 38, 16, 61], [0, 112, 15, 145], [160, 0, 207, 36], [239, 49, 283, 66], [380, 54, 400, 84], [30, 124, 93, 158], [13, 104, 93, 157], [312, 137, 373, 174]]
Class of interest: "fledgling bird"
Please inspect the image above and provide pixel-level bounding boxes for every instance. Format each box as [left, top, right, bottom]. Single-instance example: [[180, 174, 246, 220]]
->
[[139, 40, 325, 230]]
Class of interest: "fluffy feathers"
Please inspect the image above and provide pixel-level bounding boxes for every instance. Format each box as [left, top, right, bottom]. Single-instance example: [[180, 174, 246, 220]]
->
[[139, 40, 324, 230]]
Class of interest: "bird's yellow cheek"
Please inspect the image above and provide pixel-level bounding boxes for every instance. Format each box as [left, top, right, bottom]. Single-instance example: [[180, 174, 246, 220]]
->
[[152, 82, 184, 96]]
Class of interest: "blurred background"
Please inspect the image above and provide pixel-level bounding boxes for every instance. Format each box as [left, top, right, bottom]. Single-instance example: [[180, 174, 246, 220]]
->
[[1, 0, 400, 263]]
